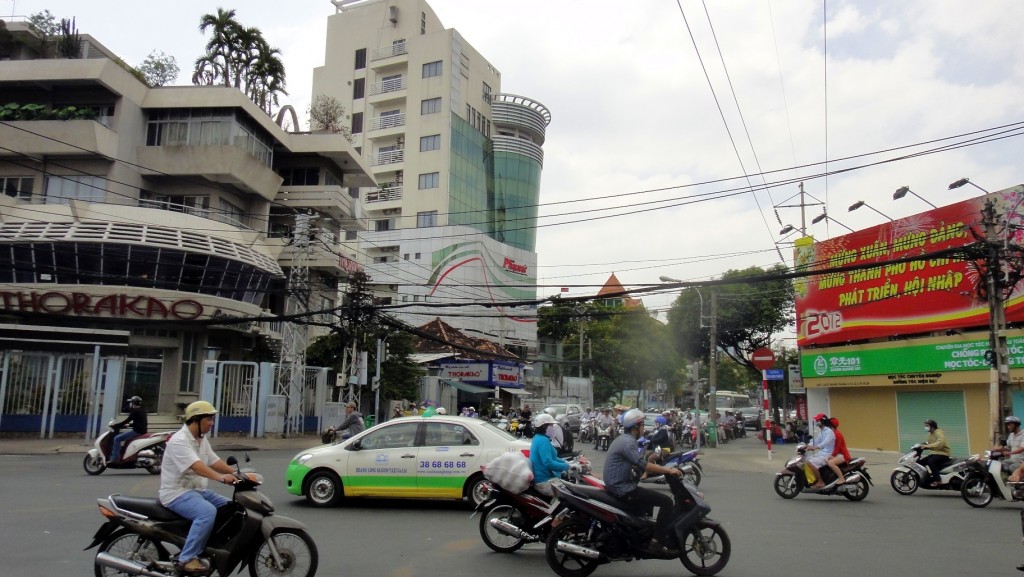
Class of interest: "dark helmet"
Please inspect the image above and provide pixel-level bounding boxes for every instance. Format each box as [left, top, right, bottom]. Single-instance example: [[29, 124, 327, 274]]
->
[[127, 396, 142, 407], [924, 419, 938, 429]]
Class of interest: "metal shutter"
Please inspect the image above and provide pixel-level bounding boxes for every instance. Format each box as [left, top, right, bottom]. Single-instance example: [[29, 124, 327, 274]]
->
[[896, 391, 969, 457]]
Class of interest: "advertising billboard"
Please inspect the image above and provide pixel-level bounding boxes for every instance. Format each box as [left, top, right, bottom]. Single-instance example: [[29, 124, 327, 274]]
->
[[795, 185, 1024, 346]]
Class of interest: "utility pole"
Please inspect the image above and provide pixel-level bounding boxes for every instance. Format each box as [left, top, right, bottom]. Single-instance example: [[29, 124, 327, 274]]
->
[[277, 212, 315, 437], [982, 199, 1010, 446], [707, 289, 718, 448]]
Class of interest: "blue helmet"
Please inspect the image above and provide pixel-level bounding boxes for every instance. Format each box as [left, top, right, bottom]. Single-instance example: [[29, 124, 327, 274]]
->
[[654, 416, 667, 426]]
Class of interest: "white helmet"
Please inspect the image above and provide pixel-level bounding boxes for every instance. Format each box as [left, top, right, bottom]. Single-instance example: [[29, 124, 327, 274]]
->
[[436, 407, 447, 415], [544, 407, 558, 418], [622, 408, 645, 430], [534, 413, 556, 429]]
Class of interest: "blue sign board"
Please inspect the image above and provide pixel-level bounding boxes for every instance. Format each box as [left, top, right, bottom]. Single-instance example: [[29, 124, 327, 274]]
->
[[765, 368, 785, 380]]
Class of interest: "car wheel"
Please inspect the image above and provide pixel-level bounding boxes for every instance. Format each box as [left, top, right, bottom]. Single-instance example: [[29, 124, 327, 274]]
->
[[305, 470, 343, 507], [465, 473, 490, 507]]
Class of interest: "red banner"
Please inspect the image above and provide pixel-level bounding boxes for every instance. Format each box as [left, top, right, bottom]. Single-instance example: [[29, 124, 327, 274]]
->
[[795, 186, 1024, 346]]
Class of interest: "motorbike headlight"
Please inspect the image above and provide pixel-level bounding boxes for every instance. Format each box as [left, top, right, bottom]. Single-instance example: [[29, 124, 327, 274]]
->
[[296, 453, 314, 465]]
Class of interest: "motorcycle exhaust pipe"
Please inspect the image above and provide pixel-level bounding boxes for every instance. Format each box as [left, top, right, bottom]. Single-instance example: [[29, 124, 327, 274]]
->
[[556, 540, 602, 560], [95, 552, 167, 577], [488, 518, 534, 540]]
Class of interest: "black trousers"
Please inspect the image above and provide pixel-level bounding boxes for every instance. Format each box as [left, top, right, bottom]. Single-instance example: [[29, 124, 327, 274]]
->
[[920, 454, 950, 484], [619, 486, 674, 540]]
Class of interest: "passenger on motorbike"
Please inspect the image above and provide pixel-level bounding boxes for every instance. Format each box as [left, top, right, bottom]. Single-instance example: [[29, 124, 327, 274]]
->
[[160, 401, 257, 575], [649, 415, 673, 454], [826, 417, 851, 485], [111, 395, 147, 463], [604, 408, 682, 554], [530, 414, 575, 497], [594, 408, 614, 449], [993, 415, 1024, 473], [920, 418, 952, 486], [806, 413, 837, 489]]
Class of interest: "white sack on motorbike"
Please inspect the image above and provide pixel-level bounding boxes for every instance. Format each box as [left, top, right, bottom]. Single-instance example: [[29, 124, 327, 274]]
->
[[483, 451, 534, 493]]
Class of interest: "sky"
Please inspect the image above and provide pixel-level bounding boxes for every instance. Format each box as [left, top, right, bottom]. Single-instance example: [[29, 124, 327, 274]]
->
[[8, 0, 1024, 340]]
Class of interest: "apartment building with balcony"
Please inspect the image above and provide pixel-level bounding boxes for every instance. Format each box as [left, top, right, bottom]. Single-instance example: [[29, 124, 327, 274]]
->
[[0, 22, 373, 428], [314, 0, 550, 352]]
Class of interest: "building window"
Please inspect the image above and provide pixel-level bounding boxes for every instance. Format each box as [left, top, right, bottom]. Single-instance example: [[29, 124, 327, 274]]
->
[[280, 167, 319, 186], [421, 11, 426, 34], [373, 256, 388, 264], [373, 219, 393, 232], [416, 211, 437, 227], [353, 78, 365, 99], [351, 112, 363, 134], [420, 134, 440, 151], [415, 252, 421, 259], [418, 172, 439, 190], [179, 333, 198, 393], [354, 48, 366, 70], [345, 230, 357, 240], [217, 198, 244, 227], [146, 108, 272, 167], [420, 97, 441, 115], [1, 176, 34, 200], [45, 175, 105, 205], [422, 60, 442, 78], [483, 82, 492, 100]]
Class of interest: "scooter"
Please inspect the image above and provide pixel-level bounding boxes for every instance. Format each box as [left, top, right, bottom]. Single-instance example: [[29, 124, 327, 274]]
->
[[83, 421, 173, 476], [890, 444, 971, 495], [86, 456, 317, 577], [595, 422, 613, 451], [546, 474, 731, 576], [580, 418, 595, 444], [773, 443, 872, 501], [960, 450, 1024, 508], [640, 447, 703, 487], [475, 456, 604, 553]]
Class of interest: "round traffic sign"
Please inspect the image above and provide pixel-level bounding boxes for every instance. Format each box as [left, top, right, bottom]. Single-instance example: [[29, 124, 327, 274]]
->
[[751, 347, 775, 370]]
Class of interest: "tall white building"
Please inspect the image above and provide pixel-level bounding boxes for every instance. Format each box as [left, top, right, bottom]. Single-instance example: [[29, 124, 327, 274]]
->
[[314, 0, 550, 351]]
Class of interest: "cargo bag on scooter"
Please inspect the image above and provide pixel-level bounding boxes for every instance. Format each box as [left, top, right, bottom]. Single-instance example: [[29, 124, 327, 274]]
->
[[483, 451, 534, 494]]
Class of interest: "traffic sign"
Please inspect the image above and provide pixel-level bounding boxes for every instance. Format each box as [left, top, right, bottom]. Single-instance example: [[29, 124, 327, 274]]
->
[[751, 347, 775, 370], [765, 368, 784, 380]]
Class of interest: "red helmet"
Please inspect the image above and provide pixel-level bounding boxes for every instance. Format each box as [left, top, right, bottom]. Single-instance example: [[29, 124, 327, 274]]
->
[[829, 417, 839, 428], [813, 413, 829, 425]]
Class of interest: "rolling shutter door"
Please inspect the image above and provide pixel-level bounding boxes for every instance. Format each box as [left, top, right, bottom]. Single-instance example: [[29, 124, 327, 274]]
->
[[896, 391, 968, 457]]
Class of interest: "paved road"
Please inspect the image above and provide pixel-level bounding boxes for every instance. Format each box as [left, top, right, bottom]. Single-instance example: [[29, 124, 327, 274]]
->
[[0, 436, 1020, 576]]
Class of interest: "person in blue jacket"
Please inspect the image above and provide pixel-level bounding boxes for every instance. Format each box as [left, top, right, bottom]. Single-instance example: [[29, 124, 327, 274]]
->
[[530, 413, 577, 496]]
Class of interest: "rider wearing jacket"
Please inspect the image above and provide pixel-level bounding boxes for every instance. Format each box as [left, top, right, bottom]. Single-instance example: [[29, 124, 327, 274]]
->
[[604, 408, 682, 554], [921, 419, 951, 486], [111, 395, 147, 462], [806, 413, 836, 489], [530, 414, 573, 496]]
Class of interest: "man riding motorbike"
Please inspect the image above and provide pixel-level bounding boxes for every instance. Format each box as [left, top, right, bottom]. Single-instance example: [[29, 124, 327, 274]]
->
[[920, 418, 952, 486], [160, 401, 256, 575], [604, 408, 682, 554], [111, 395, 147, 463], [994, 415, 1024, 473]]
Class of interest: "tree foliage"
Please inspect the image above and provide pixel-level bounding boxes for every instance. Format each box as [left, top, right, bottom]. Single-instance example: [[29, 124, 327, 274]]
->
[[308, 94, 353, 141], [192, 8, 287, 114], [56, 17, 80, 58], [139, 50, 180, 86]]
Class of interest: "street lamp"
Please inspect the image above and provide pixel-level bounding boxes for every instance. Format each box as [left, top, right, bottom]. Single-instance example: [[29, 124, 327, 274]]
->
[[810, 211, 855, 232], [848, 200, 894, 221], [779, 224, 795, 235], [949, 177, 990, 194], [893, 186, 937, 208], [659, 276, 706, 327]]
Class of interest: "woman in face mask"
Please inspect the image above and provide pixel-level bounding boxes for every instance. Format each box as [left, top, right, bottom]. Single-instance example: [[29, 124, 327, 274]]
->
[[920, 419, 951, 487], [805, 413, 837, 489], [529, 414, 574, 497]]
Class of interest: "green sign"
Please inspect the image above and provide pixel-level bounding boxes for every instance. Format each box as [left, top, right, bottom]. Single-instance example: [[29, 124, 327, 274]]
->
[[801, 337, 1024, 378]]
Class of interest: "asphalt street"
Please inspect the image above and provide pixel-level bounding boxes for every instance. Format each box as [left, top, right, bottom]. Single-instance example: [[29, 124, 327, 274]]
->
[[0, 435, 1020, 577]]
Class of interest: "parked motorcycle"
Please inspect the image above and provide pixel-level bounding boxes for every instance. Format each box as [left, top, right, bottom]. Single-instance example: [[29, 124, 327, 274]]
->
[[960, 450, 1024, 508], [890, 444, 970, 495], [546, 474, 730, 577], [640, 447, 703, 487], [83, 421, 173, 476], [86, 456, 317, 577], [773, 443, 872, 501], [476, 456, 604, 553]]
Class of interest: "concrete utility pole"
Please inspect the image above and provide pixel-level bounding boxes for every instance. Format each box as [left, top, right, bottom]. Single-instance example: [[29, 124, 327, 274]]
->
[[982, 199, 1010, 446], [708, 289, 718, 447]]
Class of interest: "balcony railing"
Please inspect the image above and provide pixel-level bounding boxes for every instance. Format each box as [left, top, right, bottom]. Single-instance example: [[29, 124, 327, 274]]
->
[[365, 186, 403, 203], [369, 149, 404, 166], [367, 113, 406, 132], [138, 198, 254, 231], [371, 41, 407, 61], [369, 76, 406, 96]]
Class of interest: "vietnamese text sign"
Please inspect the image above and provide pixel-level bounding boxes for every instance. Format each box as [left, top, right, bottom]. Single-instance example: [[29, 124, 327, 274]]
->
[[801, 336, 1024, 378], [765, 368, 785, 380]]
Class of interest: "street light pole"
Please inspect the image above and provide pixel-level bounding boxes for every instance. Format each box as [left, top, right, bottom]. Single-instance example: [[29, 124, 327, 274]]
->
[[982, 199, 1010, 446], [707, 289, 718, 448]]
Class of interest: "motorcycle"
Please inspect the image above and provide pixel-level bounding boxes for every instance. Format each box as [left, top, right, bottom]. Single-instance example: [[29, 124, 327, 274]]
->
[[475, 456, 604, 553], [580, 418, 595, 444], [773, 443, 872, 501], [509, 418, 522, 437], [86, 456, 318, 577], [960, 450, 1024, 508], [595, 422, 613, 451], [640, 447, 703, 487], [890, 444, 971, 495], [83, 421, 173, 476], [546, 474, 731, 577]]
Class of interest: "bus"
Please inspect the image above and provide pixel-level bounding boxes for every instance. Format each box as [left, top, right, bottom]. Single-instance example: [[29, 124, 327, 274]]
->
[[710, 390, 753, 409]]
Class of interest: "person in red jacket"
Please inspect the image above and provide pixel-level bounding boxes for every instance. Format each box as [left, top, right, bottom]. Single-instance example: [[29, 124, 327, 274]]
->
[[826, 417, 851, 487]]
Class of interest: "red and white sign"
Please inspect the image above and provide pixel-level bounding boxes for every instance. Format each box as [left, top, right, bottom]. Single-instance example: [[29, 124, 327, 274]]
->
[[439, 362, 488, 381], [492, 364, 522, 385], [502, 257, 528, 275], [0, 291, 203, 320], [751, 347, 775, 370]]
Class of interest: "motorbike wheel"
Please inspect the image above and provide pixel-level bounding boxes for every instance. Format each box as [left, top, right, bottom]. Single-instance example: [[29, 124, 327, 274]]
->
[[679, 520, 731, 576], [95, 531, 168, 577], [890, 469, 919, 495], [843, 476, 870, 501], [545, 519, 600, 577], [680, 465, 702, 487], [305, 470, 343, 507], [580, 429, 591, 443], [961, 475, 994, 508], [773, 474, 800, 499], [479, 504, 528, 553], [249, 529, 318, 577], [83, 453, 106, 476]]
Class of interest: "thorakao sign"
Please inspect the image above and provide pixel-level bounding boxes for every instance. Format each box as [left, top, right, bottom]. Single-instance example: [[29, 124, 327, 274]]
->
[[0, 291, 204, 320]]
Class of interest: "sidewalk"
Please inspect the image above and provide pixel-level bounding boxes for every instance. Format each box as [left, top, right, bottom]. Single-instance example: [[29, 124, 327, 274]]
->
[[0, 432, 323, 456]]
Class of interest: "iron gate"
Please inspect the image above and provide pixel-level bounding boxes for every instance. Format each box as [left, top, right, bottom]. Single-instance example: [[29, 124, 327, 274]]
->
[[0, 351, 105, 437]]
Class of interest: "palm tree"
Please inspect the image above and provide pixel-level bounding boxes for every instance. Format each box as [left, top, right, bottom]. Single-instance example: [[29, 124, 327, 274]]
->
[[196, 8, 239, 87]]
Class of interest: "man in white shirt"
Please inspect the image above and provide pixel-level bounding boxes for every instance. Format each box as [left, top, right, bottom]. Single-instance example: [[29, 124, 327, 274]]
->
[[996, 415, 1024, 472]]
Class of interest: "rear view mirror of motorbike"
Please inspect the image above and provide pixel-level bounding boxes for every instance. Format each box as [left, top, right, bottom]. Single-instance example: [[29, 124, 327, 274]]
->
[[226, 456, 238, 467]]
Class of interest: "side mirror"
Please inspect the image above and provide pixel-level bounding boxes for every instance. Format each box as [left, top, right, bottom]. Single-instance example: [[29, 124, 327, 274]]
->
[[226, 456, 238, 466]]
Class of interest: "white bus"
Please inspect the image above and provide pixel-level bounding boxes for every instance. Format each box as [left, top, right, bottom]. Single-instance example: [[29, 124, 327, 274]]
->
[[710, 390, 753, 409]]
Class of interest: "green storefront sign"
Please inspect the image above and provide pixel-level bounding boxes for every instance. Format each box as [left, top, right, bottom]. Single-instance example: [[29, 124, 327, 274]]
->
[[801, 337, 1024, 378]]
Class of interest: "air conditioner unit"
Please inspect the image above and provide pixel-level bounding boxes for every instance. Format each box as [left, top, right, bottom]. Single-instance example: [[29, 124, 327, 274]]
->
[[388, 5, 398, 23], [382, 208, 402, 215]]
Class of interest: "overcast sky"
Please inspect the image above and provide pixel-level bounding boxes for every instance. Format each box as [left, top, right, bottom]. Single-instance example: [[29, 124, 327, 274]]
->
[[9, 0, 1024, 335]]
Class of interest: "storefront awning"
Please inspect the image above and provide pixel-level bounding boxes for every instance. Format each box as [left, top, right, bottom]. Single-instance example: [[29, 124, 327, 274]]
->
[[443, 380, 493, 394], [501, 387, 531, 396]]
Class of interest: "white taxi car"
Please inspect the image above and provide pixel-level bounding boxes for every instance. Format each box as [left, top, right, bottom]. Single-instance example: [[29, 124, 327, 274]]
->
[[286, 415, 530, 507]]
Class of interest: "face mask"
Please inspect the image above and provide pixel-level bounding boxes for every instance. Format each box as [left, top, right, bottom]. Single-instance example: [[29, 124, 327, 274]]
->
[[924, 427, 931, 433]]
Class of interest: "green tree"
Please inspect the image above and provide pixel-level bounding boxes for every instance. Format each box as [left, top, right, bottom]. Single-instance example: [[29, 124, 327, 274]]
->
[[56, 17, 80, 58], [308, 94, 353, 140], [27, 9, 59, 54], [139, 50, 180, 86]]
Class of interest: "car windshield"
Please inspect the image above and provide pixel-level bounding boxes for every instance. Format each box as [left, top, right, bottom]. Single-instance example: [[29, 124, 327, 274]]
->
[[481, 420, 519, 441]]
